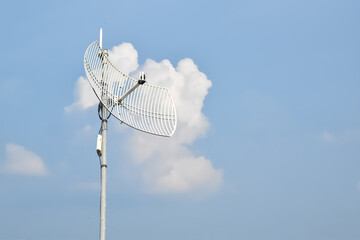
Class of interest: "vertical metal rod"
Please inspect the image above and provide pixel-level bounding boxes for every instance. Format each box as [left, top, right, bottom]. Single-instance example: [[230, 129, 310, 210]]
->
[[100, 102, 108, 240], [100, 28, 103, 49], [99, 27, 107, 240]]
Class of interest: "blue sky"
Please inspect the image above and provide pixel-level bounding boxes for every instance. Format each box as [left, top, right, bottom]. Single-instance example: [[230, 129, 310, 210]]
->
[[1, 0, 360, 239]]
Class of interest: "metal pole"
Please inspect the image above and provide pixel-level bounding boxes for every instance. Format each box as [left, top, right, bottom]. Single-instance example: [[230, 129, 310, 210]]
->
[[100, 102, 108, 240], [99, 28, 107, 240]]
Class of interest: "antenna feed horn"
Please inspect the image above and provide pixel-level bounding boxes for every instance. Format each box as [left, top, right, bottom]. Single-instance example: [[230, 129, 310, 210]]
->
[[138, 72, 146, 85]]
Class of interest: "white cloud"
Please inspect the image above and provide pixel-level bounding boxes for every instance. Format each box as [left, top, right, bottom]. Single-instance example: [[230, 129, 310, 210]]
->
[[82, 124, 92, 132], [108, 42, 139, 75], [69, 42, 223, 197], [142, 155, 223, 195], [127, 52, 222, 197], [320, 131, 336, 143], [2, 144, 48, 176], [65, 76, 99, 112], [318, 129, 360, 144]]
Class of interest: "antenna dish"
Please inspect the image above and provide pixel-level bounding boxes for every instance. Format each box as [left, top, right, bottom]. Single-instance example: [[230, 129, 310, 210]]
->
[[84, 41, 177, 137]]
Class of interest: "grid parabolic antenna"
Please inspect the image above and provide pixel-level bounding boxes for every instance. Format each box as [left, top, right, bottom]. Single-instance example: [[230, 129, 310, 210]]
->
[[84, 41, 177, 137]]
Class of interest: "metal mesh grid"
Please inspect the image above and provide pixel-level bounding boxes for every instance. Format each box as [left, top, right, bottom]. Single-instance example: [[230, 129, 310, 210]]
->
[[84, 41, 177, 137]]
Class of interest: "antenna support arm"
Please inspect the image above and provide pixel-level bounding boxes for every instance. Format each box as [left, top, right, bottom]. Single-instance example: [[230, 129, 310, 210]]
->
[[116, 72, 146, 104]]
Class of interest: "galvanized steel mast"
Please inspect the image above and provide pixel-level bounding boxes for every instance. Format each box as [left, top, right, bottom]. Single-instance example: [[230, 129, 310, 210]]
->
[[99, 28, 108, 240]]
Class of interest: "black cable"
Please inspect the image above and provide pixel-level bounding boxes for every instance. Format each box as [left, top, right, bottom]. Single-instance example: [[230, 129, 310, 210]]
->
[[98, 103, 103, 120], [98, 102, 113, 120], [107, 105, 114, 119]]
